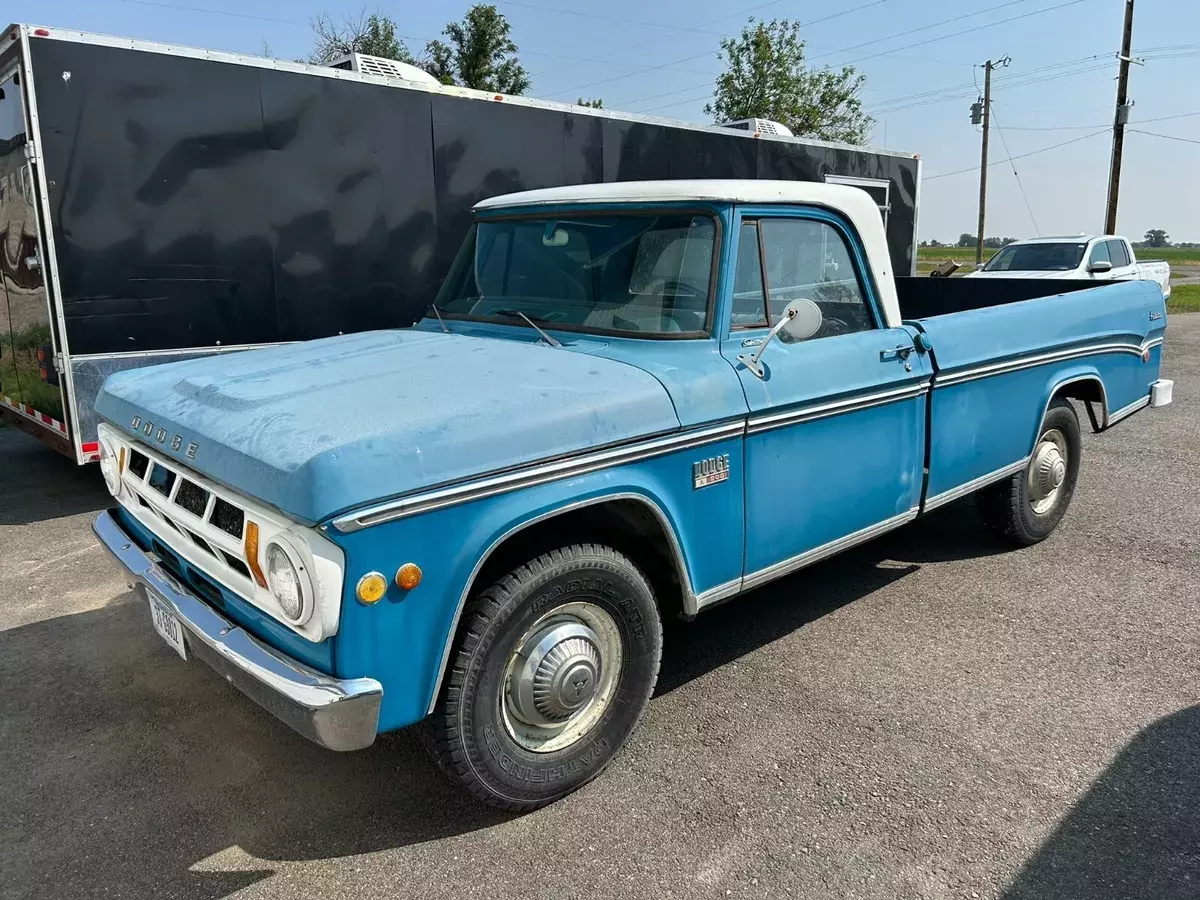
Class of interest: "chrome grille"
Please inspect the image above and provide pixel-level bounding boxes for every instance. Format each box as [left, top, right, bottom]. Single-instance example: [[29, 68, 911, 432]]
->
[[114, 441, 257, 595]]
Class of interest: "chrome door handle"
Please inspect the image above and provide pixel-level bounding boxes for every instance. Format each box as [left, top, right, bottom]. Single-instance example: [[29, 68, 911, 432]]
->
[[880, 345, 913, 362]]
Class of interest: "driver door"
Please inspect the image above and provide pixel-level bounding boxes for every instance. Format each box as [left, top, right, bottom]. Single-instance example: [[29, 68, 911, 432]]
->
[[722, 208, 931, 581]]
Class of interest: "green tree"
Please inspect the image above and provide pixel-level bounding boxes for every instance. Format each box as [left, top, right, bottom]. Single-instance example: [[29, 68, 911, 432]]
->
[[957, 233, 976, 248], [423, 4, 530, 94], [309, 10, 413, 64], [1144, 228, 1170, 248], [704, 18, 873, 144], [577, 97, 604, 108]]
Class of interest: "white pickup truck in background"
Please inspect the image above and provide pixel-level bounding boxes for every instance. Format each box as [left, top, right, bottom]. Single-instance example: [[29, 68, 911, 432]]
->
[[966, 234, 1171, 298]]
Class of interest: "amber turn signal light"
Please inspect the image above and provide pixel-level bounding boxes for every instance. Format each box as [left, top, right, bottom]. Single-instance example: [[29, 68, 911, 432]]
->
[[356, 572, 388, 604], [244, 521, 268, 588], [395, 563, 422, 591]]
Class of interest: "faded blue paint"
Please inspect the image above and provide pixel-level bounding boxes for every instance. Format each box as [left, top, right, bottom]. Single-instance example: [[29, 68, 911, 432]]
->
[[94, 330, 681, 524], [114, 506, 336, 673], [917, 279, 1165, 499], [330, 437, 745, 730], [93, 196, 1170, 740]]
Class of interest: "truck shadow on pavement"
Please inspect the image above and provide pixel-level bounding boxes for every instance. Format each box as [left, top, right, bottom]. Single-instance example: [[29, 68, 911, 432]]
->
[[657, 499, 1006, 695], [0, 498, 1013, 898], [1003, 704, 1200, 899], [0, 428, 111, 526]]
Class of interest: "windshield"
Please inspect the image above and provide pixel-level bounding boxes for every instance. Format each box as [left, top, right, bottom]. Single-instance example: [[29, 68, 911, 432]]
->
[[435, 212, 717, 337], [982, 242, 1087, 272]]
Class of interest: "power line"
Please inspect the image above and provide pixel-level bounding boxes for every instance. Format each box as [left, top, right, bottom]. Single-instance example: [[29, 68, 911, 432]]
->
[[990, 108, 1041, 234], [1129, 129, 1200, 146], [808, 0, 1043, 63], [837, 0, 1093, 68], [120, 0, 306, 25], [528, 0, 791, 80], [925, 128, 1110, 179], [619, 0, 1093, 113], [999, 110, 1200, 131], [868, 59, 1115, 115], [547, 0, 897, 98]]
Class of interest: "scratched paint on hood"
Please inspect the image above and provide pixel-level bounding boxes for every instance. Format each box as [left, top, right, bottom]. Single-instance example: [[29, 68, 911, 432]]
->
[[94, 330, 680, 523]]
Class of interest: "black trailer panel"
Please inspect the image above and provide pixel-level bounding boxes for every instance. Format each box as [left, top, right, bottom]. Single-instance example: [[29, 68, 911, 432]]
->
[[23, 28, 921, 453]]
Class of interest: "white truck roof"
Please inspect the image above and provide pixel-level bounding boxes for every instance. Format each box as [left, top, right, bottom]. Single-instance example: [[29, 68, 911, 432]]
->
[[476, 180, 902, 327]]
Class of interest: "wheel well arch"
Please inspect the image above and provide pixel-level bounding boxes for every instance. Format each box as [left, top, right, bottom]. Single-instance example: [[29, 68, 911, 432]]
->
[[425, 493, 695, 715], [1045, 373, 1108, 435]]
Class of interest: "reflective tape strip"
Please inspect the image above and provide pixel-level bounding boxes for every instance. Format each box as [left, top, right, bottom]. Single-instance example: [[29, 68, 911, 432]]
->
[[2, 394, 68, 433]]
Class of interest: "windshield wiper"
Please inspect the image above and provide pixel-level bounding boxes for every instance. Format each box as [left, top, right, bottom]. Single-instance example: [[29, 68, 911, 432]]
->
[[492, 308, 562, 348], [427, 302, 450, 333]]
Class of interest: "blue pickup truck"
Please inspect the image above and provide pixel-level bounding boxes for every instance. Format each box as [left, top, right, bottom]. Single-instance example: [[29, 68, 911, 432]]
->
[[91, 180, 1172, 810]]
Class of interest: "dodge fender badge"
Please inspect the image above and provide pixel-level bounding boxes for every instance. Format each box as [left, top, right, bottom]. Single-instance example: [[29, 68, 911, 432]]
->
[[693, 454, 730, 489]]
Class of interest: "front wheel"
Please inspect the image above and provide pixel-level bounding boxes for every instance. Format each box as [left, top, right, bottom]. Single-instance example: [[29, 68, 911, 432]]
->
[[428, 544, 662, 811], [977, 397, 1082, 546]]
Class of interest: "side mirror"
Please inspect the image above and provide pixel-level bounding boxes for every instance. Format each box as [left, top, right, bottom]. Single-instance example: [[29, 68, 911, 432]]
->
[[1089, 259, 1113, 273], [778, 298, 823, 343], [736, 299, 822, 379]]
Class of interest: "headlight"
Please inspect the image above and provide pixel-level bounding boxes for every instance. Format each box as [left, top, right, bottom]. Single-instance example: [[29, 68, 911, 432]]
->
[[98, 438, 120, 496], [265, 538, 312, 623]]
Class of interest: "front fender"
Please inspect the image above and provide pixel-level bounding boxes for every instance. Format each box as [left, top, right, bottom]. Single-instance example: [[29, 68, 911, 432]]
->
[[325, 433, 744, 732]]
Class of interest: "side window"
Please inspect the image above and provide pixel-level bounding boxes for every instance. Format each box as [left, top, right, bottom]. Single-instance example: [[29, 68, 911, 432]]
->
[[1088, 240, 1111, 267], [1108, 240, 1131, 267], [731, 221, 768, 327], [759, 218, 874, 337]]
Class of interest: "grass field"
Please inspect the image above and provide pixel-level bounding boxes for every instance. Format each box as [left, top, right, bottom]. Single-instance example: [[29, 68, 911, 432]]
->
[[1168, 284, 1200, 314]]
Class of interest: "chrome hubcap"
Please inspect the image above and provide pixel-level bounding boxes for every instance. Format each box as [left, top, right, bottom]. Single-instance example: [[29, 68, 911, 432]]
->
[[502, 601, 622, 753], [1028, 427, 1068, 515]]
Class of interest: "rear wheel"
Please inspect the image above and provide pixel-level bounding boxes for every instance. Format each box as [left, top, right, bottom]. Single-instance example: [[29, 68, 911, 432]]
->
[[977, 398, 1081, 546], [428, 543, 662, 811]]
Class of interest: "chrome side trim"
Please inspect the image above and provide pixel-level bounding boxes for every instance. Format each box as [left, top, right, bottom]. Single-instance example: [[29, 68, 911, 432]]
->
[[733, 508, 920, 598], [694, 576, 743, 609], [936, 341, 1150, 387], [93, 510, 381, 751], [923, 457, 1030, 513], [747, 381, 929, 436], [334, 420, 746, 532], [70, 342, 288, 362], [425, 492, 697, 715], [1106, 394, 1150, 427], [18, 28, 81, 461]]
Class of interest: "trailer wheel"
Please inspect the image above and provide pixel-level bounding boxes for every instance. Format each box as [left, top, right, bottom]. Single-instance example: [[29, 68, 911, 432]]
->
[[977, 398, 1081, 546], [428, 544, 662, 811]]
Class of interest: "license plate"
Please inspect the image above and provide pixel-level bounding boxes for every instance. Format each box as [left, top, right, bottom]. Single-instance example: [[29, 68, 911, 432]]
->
[[148, 592, 188, 661]]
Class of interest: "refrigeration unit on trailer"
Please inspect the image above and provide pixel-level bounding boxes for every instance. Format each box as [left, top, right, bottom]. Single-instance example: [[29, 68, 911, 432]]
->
[[0, 23, 923, 464]]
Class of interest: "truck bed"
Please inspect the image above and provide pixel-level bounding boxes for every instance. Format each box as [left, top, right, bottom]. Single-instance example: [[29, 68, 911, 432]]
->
[[895, 275, 1095, 320]]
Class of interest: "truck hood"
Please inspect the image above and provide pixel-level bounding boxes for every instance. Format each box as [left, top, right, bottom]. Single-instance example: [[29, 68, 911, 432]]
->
[[94, 330, 680, 524]]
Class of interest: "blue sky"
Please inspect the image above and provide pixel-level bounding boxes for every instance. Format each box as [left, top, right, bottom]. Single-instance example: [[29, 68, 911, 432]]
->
[[10, 0, 1200, 242]]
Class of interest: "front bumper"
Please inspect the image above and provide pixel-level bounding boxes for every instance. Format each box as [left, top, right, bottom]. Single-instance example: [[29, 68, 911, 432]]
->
[[93, 509, 382, 751]]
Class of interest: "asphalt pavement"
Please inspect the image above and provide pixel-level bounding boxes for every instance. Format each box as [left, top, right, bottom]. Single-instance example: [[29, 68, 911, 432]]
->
[[2, 316, 1198, 900]]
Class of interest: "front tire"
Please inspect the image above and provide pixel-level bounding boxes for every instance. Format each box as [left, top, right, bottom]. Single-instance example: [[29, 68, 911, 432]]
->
[[428, 544, 663, 811], [977, 397, 1082, 546]]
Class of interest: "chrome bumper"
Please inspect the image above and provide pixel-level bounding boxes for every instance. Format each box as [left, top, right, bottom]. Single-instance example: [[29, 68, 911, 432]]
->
[[93, 509, 382, 751]]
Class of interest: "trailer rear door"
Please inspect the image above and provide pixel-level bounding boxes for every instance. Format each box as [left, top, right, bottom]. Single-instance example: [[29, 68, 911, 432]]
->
[[0, 60, 70, 453]]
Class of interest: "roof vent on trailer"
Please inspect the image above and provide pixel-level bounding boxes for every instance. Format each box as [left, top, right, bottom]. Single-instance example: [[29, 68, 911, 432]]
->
[[326, 53, 440, 86], [718, 117, 795, 137]]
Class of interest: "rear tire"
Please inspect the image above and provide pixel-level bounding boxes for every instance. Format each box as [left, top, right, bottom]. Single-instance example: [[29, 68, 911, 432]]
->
[[977, 397, 1081, 546], [428, 543, 662, 811]]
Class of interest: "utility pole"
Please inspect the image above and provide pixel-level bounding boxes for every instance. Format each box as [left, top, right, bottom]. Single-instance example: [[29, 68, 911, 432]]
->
[[975, 59, 994, 266], [1104, 0, 1136, 235]]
